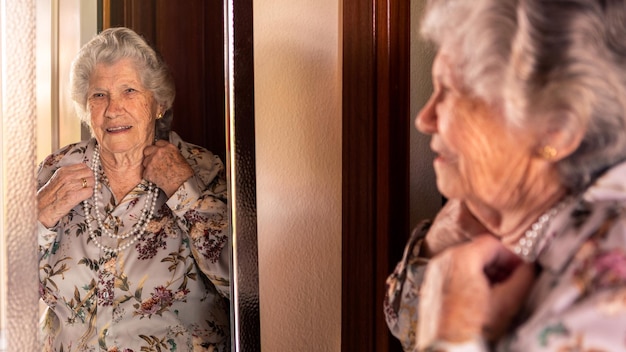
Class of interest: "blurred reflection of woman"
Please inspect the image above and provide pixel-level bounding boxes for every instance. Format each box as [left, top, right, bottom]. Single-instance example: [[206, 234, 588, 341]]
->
[[385, 0, 626, 350]]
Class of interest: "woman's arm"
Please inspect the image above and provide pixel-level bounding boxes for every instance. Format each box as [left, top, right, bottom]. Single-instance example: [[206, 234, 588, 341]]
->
[[416, 235, 535, 350], [385, 199, 490, 351], [36, 143, 92, 259], [152, 136, 231, 299]]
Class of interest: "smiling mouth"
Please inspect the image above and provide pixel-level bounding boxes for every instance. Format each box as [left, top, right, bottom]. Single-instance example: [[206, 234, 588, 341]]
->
[[106, 126, 132, 132]]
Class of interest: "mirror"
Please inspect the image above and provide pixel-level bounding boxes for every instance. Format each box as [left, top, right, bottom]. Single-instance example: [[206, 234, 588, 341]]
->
[[0, 0, 258, 350]]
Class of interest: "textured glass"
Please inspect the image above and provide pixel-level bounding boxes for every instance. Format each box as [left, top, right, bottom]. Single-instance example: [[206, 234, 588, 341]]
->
[[1, 0, 40, 351], [225, 0, 260, 350]]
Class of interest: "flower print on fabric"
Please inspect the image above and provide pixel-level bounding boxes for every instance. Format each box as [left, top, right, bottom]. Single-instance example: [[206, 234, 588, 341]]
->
[[575, 248, 626, 292], [383, 161, 626, 352], [37, 132, 231, 352]]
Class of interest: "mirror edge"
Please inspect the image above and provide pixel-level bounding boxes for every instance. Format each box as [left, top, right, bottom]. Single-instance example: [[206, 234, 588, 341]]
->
[[224, 0, 260, 351]]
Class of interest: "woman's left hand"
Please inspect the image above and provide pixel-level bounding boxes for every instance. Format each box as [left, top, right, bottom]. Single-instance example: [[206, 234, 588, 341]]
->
[[143, 140, 194, 197], [417, 235, 537, 348]]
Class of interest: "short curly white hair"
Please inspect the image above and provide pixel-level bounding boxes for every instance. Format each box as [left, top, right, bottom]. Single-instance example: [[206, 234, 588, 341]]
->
[[421, 0, 626, 192], [70, 27, 175, 139]]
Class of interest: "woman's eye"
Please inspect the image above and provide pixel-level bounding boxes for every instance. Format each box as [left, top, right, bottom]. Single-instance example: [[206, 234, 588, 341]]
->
[[91, 93, 105, 99], [125, 88, 137, 93]]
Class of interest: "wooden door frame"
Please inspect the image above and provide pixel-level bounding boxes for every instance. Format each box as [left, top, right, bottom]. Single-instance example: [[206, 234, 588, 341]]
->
[[342, 0, 411, 351]]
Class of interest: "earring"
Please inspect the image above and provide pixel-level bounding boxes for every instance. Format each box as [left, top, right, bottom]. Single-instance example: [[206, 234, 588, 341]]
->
[[539, 145, 558, 160], [156, 112, 163, 120]]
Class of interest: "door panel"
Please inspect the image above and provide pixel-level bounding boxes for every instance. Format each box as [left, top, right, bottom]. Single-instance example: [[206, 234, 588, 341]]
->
[[342, 0, 410, 351], [105, 0, 226, 161]]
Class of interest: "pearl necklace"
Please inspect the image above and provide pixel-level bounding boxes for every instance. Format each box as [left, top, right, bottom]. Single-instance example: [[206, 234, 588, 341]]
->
[[512, 197, 572, 262], [82, 146, 159, 254]]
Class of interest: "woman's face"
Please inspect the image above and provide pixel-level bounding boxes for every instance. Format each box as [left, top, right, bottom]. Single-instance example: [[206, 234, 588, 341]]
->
[[416, 53, 540, 210], [87, 58, 161, 157]]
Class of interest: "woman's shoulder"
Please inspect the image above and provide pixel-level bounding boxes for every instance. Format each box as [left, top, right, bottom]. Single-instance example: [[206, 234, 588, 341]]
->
[[37, 140, 93, 185], [168, 131, 223, 169], [39, 140, 91, 167], [582, 161, 626, 205], [168, 131, 225, 187], [168, 131, 211, 152], [571, 160, 626, 245]]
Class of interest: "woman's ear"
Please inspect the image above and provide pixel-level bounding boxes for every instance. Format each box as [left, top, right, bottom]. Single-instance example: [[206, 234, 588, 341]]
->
[[536, 110, 586, 161], [155, 103, 166, 118]]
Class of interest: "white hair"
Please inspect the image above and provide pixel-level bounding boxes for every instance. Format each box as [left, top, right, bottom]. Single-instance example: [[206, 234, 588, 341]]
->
[[70, 27, 175, 138], [421, 0, 626, 192]]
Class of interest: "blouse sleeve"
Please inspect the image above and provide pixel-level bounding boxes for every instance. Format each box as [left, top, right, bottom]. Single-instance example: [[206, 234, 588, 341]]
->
[[36, 143, 76, 261], [165, 140, 231, 299], [38, 221, 59, 260], [384, 221, 432, 352]]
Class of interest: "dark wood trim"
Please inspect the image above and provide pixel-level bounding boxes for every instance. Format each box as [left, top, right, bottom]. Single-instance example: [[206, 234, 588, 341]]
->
[[229, 0, 261, 350], [342, 0, 376, 348], [342, 0, 410, 351]]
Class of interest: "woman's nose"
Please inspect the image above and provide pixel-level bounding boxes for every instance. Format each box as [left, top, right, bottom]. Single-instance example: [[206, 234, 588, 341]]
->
[[415, 92, 438, 134], [104, 96, 123, 118]]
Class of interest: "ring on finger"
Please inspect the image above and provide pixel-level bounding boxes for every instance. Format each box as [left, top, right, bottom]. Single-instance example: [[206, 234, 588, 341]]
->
[[82, 178, 87, 188]]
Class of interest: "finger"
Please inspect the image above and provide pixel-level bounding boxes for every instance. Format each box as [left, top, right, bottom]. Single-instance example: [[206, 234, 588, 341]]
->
[[483, 247, 524, 284], [457, 201, 490, 236], [38, 176, 94, 228], [154, 139, 170, 147], [143, 144, 158, 158], [484, 263, 536, 340], [455, 234, 504, 264], [492, 263, 535, 307], [76, 175, 94, 190], [423, 200, 492, 257], [43, 165, 87, 194], [59, 163, 90, 172], [65, 169, 95, 191], [419, 246, 492, 345]]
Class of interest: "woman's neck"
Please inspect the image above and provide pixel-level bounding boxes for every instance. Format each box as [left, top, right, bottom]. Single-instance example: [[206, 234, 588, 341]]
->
[[99, 150, 145, 201], [467, 186, 568, 247]]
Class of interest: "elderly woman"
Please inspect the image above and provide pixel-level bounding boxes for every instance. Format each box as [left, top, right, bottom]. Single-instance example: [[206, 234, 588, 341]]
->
[[37, 27, 230, 351], [385, 0, 626, 351]]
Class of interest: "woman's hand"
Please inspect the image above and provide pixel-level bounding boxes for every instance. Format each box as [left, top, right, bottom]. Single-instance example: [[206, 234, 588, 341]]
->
[[421, 199, 489, 257], [37, 163, 94, 228], [417, 235, 536, 348], [143, 140, 194, 197]]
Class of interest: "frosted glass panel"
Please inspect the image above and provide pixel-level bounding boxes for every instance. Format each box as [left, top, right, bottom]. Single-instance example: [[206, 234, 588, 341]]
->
[[0, 0, 40, 351]]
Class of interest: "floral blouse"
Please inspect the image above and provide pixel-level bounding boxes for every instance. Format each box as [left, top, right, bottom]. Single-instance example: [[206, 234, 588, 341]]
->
[[37, 132, 230, 352], [385, 160, 626, 351]]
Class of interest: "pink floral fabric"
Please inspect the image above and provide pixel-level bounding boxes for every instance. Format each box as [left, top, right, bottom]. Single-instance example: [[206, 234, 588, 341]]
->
[[37, 132, 230, 352], [385, 161, 626, 351]]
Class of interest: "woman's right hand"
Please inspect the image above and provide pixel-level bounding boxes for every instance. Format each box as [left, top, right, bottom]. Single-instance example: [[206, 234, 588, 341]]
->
[[37, 164, 94, 228], [417, 235, 536, 348], [421, 198, 489, 257]]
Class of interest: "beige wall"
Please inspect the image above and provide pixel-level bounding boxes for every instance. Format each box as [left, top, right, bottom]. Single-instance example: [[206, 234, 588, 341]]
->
[[254, 0, 343, 351]]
